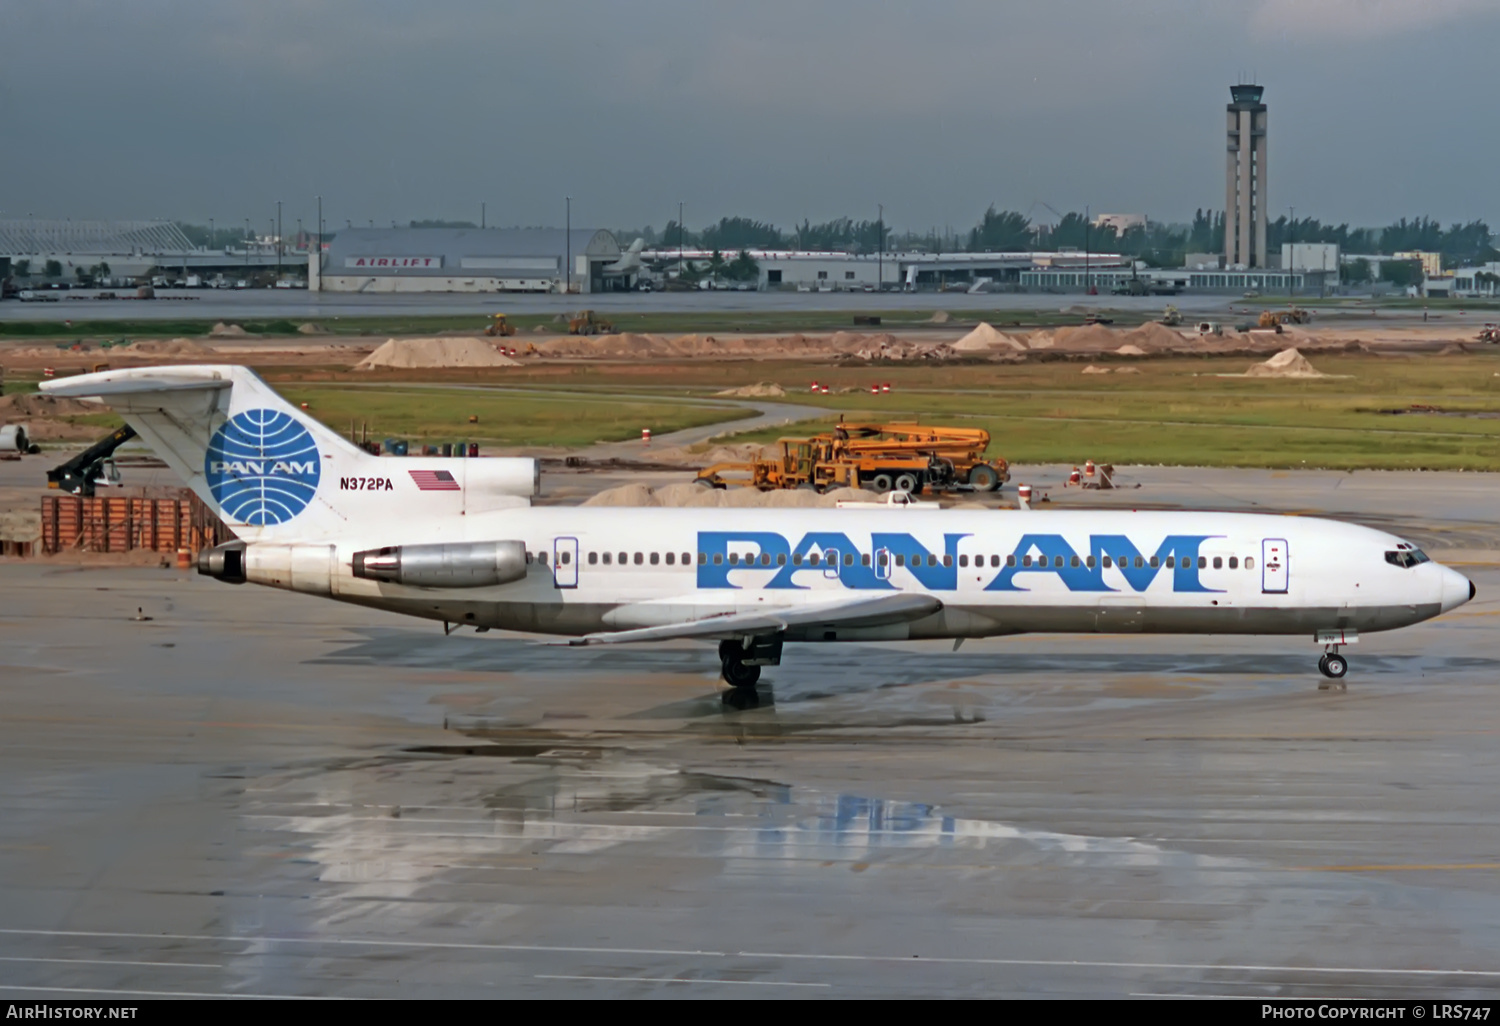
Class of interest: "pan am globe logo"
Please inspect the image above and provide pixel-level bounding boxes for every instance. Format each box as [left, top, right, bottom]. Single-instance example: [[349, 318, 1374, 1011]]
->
[[204, 409, 321, 525]]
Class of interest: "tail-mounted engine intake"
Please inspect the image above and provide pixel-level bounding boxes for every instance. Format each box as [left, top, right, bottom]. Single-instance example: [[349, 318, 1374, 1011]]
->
[[352, 541, 527, 588], [198, 541, 248, 584]]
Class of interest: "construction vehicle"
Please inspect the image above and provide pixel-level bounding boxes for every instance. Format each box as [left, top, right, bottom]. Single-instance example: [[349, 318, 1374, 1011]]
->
[[1258, 307, 1313, 329], [568, 310, 615, 335], [483, 314, 516, 337], [1161, 305, 1182, 327], [46, 424, 136, 496], [1478, 324, 1500, 344], [695, 421, 1010, 494]]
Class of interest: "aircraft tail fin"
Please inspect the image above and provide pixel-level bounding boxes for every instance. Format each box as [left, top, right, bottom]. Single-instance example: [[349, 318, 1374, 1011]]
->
[[41, 364, 366, 541]]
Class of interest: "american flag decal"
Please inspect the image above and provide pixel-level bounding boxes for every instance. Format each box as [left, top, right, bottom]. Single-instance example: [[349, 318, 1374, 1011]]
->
[[408, 469, 460, 492]]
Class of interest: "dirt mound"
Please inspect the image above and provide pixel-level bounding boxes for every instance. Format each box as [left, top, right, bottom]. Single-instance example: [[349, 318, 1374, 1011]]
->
[[297, 323, 327, 335], [1245, 347, 1326, 378], [927, 310, 952, 324], [1024, 331, 1055, 350], [540, 332, 685, 358], [1115, 366, 1141, 374], [650, 482, 718, 507], [582, 483, 658, 507], [953, 322, 1028, 352], [851, 335, 956, 361], [1081, 365, 1112, 374], [1118, 321, 1187, 352], [715, 382, 787, 398], [121, 338, 215, 357], [209, 322, 250, 337], [356, 337, 519, 369], [1115, 344, 1147, 356], [604, 481, 882, 510], [648, 442, 771, 466], [0, 393, 100, 417], [1051, 324, 1123, 350]]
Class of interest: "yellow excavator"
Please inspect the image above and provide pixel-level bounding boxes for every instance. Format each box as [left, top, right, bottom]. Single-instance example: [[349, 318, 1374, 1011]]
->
[[568, 310, 616, 335], [483, 314, 516, 337], [1258, 307, 1313, 329]]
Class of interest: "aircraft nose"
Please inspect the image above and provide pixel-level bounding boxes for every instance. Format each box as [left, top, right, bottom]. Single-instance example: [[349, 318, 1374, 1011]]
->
[[1440, 566, 1475, 613]]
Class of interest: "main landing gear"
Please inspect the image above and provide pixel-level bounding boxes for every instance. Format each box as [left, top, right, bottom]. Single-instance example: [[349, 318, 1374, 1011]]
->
[[719, 636, 783, 690]]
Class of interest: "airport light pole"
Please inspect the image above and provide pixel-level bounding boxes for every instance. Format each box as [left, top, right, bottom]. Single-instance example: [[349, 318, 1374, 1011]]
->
[[481, 201, 486, 230], [878, 203, 884, 291], [1288, 206, 1295, 300], [1084, 204, 1091, 295], [317, 195, 323, 293], [565, 196, 571, 295], [244, 218, 250, 271], [678, 201, 684, 279], [276, 201, 282, 279]]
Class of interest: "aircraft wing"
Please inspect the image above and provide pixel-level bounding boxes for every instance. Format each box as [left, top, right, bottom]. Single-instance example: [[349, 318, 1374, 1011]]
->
[[569, 593, 941, 646]]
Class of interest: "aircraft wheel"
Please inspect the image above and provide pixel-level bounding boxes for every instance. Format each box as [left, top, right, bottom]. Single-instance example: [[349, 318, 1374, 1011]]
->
[[1319, 653, 1347, 679], [871, 473, 894, 493], [894, 472, 920, 494], [721, 658, 761, 689]]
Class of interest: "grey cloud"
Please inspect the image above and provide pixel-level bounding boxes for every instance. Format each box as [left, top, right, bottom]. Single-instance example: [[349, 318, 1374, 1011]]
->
[[0, 1, 1495, 233]]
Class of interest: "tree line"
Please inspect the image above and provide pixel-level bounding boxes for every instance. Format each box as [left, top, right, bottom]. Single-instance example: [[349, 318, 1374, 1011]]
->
[[618, 211, 1498, 269]]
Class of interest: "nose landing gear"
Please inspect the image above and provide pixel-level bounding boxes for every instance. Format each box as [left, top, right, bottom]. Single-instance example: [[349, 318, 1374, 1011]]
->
[[1315, 630, 1356, 690]]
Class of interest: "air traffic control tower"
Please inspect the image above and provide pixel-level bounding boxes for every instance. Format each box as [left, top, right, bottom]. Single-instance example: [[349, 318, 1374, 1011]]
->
[[1224, 83, 1268, 269]]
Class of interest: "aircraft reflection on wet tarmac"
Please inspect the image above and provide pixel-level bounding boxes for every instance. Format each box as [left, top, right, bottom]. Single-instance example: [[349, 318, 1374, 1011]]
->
[[251, 760, 1195, 889]]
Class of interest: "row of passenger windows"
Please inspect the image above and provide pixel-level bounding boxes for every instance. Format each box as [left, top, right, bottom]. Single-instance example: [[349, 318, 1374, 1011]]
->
[[527, 550, 1258, 570]]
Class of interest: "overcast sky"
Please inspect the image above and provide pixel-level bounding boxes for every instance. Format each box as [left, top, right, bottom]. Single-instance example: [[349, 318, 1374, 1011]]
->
[[2, 0, 1497, 235]]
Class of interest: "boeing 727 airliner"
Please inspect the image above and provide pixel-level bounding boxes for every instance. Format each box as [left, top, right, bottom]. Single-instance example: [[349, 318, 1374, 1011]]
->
[[42, 365, 1474, 687]]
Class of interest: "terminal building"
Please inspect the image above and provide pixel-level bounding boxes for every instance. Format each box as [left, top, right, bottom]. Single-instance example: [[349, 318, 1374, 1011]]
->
[[313, 228, 627, 293], [640, 249, 1133, 293], [0, 219, 287, 281]]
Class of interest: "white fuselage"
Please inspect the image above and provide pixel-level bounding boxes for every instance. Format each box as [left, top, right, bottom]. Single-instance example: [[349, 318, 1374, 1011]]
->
[[247, 505, 1470, 641]]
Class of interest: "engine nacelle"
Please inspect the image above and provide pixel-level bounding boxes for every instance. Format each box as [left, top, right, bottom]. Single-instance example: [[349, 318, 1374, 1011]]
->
[[352, 540, 527, 589], [198, 541, 247, 584], [463, 459, 539, 500]]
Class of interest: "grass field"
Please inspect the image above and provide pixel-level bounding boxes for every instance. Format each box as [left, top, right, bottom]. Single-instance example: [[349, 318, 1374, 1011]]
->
[[277, 386, 740, 449], [697, 352, 1500, 471], [10, 349, 1500, 467]]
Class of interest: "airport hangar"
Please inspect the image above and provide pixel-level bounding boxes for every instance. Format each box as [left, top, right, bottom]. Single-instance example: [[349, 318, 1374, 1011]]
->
[[312, 227, 626, 294]]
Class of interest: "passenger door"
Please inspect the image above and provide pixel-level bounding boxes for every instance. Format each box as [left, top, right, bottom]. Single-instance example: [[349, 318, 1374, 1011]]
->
[[552, 537, 579, 589], [1261, 538, 1288, 594]]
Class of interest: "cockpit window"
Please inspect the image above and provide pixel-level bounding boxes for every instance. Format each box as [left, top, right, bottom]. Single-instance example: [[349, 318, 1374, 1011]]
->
[[1385, 549, 1431, 568]]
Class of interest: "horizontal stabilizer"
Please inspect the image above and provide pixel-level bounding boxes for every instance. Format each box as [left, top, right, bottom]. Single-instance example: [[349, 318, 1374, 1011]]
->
[[569, 592, 941, 645], [41, 375, 232, 399]]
